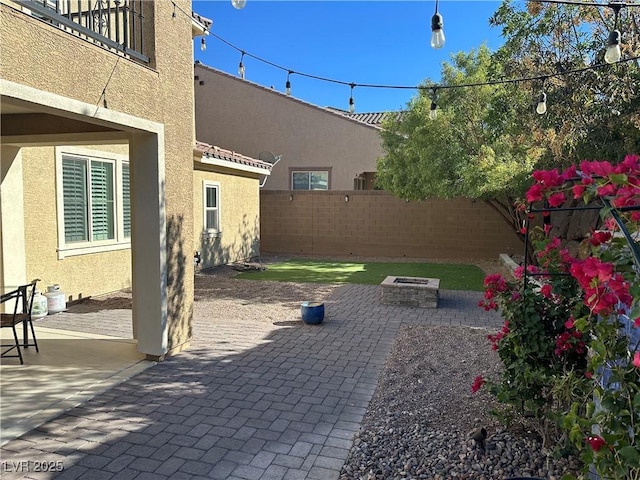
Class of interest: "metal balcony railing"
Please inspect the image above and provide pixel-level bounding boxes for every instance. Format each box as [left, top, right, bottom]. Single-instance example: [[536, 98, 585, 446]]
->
[[15, 0, 149, 63]]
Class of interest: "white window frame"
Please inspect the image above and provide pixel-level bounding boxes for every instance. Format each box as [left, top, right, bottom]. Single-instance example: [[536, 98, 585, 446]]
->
[[55, 146, 131, 259], [202, 181, 221, 238], [291, 170, 330, 190]]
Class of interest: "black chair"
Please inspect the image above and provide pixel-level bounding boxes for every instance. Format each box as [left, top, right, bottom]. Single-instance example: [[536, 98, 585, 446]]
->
[[1, 280, 40, 364]]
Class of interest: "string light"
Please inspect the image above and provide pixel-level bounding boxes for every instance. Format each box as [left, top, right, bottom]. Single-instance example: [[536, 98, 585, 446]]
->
[[349, 83, 355, 113], [429, 88, 438, 120], [172, 2, 176, 18], [605, 4, 623, 64], [201, 37, 206, 52], [430, 0, 445, 49], [286, 71, 293, 96], [231, 0, 246, 9], [185, 1, 639, 112], [536, 78, 548, 114], [238, 51, 246, 79], [536, 92, 547, 115]]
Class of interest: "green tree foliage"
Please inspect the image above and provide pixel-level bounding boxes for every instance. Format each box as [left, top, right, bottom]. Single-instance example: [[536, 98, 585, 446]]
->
[[491, 0, 640, 163], [377, 45, 542, 231], [377, 1, 640, 233]]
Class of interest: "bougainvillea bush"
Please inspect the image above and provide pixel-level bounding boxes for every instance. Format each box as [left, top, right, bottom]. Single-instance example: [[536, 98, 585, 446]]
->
[[475, 154, 640, 480]]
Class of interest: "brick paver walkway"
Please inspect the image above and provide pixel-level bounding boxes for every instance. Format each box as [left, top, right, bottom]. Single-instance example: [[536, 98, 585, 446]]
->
[[0, 285, 501, 480]]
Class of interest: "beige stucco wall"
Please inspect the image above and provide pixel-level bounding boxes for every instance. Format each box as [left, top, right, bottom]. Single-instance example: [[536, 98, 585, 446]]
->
[[194, 64, 383, 191], [193, 166, 261, 269], [21, 145, 132, 300], [1, 1, 195, 354]]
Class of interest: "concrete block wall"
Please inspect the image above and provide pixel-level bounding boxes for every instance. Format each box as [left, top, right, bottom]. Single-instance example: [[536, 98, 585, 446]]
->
[[260, 191, 523, 260]]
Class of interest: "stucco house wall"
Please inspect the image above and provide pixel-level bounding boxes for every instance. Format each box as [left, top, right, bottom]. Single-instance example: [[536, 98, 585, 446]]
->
[[194, 63, 383, 191], [21, 145, 132, 300], [1, 0, 196, 357], [193, 143, 271, 270]]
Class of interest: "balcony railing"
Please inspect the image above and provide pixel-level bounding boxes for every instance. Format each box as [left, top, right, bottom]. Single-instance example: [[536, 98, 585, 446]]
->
[[15, 0, 149, 63]]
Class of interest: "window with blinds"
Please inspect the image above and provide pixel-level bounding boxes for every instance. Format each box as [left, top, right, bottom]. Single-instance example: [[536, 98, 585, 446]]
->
[[204, 183, 220, 232], [61, 153, 129, 247], [122, 163, 131, 238]]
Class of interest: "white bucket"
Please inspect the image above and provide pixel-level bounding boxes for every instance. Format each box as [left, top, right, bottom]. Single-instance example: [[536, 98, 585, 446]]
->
[[45, 284, 66, 314]]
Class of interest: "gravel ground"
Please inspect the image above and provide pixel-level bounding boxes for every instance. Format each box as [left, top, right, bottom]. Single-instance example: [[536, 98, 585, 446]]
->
[[338, 325, 582, 480]]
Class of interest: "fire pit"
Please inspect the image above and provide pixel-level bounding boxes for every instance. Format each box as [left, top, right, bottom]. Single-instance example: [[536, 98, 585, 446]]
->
[[380, 276, 440, 308]]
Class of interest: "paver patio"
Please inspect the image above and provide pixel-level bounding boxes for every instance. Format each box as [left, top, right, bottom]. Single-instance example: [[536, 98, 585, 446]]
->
[[0, 283, 501, 480]]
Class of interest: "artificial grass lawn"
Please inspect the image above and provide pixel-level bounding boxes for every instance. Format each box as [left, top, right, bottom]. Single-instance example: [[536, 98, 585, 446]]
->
[[236, 259, 486, 291]]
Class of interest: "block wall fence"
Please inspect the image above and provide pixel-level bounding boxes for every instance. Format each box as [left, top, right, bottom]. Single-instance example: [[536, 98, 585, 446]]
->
[[259, 191, 523, 260]]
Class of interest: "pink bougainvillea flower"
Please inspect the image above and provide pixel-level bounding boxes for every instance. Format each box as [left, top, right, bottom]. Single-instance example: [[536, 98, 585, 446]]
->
[[547, 192, 566, 207], [586, 435, 607, 452], [633, 352, 640, 368], [634, 317, 640, 328], [541, 284, 553, 298], [617, 154, 640, 173], [589, 231, 612, 247], [471, 375, 485, 393], [561, 164, 577, 181], [585, 371, 593, 379], [572, 184, 586, 199], [565, 318, 575, 329], [597, 183, 617, 197], [532, 168, 563, 187], [526, 183, 545, 203], [582, 160, 614, 178]]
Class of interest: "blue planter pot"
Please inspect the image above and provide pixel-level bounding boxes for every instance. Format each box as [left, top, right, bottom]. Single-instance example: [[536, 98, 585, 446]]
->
[[301, 302, 324, 325]]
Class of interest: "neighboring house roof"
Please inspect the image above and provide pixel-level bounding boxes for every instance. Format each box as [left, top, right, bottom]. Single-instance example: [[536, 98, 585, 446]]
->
[[345, 111, 405, 126], [192, 12, 212, 36], [194, 141, 273, 176], [194, 63, 383, 132], [326, 109, 405, 126]]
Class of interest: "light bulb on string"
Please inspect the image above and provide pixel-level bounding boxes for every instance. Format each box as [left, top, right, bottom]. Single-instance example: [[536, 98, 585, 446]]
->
[[200, 37, 206, 52], [238, 51, 246, 79], [605, 4, 623, 64], [536, 92, 547, 115], [605, 30, 622, 63], [429, 101, 437, 120], [172, 2, 176, 18], [429, 88, 438, 120], [348, 84, 355, 113], [231, 0, 246, 9], [430, 0, 445, 49], [285, 71, 292, 96]]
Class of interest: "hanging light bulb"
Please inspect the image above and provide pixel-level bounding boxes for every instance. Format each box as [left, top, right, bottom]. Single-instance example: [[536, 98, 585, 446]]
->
[[430, 0, 445, 49], [348, 84, 355, 113], [231, 0, 246, 9], [429, 101, 437, 120], [536, 92, 547, 115], [238, 51, 246, 79], [285, 71, 292, 96], [200, 37, 206, 52], [605, 30, 621, 64], [429, 88, 438, 120], [172, 2, 176, 18], [605, 4, 622, 64]]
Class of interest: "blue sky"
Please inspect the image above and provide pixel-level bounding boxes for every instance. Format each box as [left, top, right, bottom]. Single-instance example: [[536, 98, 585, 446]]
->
[[192, 1, 506, 112]]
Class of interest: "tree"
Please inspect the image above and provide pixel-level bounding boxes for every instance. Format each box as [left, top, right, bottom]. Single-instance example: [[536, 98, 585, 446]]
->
[[377, 1, 640, 241], [377, 45, 541, 235]]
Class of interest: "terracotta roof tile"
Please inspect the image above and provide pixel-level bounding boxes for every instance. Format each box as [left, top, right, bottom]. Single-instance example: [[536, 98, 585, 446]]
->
[[340, 111, 405, 125], [195, 141, 273, 171], [192, 12, 213, 31]]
